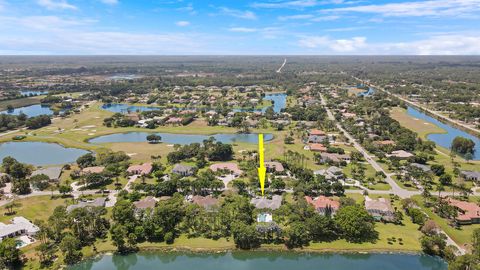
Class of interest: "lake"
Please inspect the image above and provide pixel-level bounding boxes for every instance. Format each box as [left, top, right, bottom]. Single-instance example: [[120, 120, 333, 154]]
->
[[0, 142, 89, 166], [20, 90, 49, 96], [0, 104, 54, 117], [101, 103, 162, 114], [101, 93, 288, 114], [89, 132, 273, 144], [68, 252, 447, 270], [407, 106, 480, 160], [234, 93, 287, 113]]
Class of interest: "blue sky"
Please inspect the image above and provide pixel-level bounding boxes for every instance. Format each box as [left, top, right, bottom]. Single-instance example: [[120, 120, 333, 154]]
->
[[0, 0, 479, 54]]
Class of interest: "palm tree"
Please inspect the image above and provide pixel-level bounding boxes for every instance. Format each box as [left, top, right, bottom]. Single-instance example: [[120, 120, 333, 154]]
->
[[436, 184, 445, 198]]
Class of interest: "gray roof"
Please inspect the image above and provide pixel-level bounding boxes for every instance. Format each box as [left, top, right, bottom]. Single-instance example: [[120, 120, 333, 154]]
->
[[172, 164, 194, 173], [410, 163, 431, 172], [251, 195, 282, 210], [461, 170, 480, 179], [31, 166, 63, 180], [67, 197, 106, 212]]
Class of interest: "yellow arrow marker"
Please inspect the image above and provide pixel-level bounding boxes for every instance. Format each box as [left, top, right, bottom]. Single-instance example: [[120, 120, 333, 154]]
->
[[258, 133, 266, 196]]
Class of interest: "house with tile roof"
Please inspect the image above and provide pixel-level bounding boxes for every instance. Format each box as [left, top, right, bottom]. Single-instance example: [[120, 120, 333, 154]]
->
[[305, 196, 340, 216], [127, 163, 153, 175], [447, 198, 480, 225]]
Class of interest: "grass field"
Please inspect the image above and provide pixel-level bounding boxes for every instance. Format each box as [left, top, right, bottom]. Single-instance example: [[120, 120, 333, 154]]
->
[[412, 195, 480, 251], [0, 196, 70, 223]]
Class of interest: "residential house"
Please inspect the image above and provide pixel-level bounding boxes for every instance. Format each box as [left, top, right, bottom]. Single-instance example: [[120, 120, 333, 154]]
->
[[172, 164, 195, 176], [364, 196, 395, 222], [410, 163, 431, 173], [133, 196, 157, 211], [66, 197, 107, 213], [251, 195, 282, 210], [210, 163, 243, 177], [127, 163, 153, 175], [81, 166, 105, 175], [314, 166, 344, 181], [0, 217, 40, 241], [305, 196, 340, 216], [309, 143, 327, 152], [447, 198, 480, 225], [191, 195, 219, 212], [264, 161, 285, 173], [460, 170, 480, 182], [30, 166, 62, 181], [387, 150, 414, 159], [318, 153, 351, 163]]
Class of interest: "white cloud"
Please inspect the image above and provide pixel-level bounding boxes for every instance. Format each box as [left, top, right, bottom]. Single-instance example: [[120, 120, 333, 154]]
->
[[298, 34, 480, 54], [229, 27, 258, 33], [311, 15, 340, 21], [99, 0, 118, 5], [37, 0, 77, 10], [219, 7, 257, 20], [252, 0, 346, 9], [278, 14, 314, 20], [0, 16, 96, 30], [324, 0, 480, 17], [175, 20, 190, 26], [299, 35, 367, 52]]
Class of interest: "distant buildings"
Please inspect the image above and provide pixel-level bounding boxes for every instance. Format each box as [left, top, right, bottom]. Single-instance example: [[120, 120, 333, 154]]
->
[[364, 196, 395, 222], [305, 196, 340, 216], [0, 217, 39, 242]]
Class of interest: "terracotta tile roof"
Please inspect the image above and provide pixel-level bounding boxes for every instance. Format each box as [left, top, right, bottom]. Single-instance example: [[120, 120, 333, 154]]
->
[[309, 143, 327, 152], [447, 198, 480, 221], [310, 129, 325, 136], [192, 195, 219, 210], [265, 161, 284, 172], [305, 196, 340, 211]]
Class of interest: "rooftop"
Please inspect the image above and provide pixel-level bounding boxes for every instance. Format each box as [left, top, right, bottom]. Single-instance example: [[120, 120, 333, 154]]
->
[[251, 195, 282, 210]]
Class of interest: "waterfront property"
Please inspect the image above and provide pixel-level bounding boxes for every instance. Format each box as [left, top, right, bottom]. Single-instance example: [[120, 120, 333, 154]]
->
[[305, 196, 340, 216], [30, 166, 63, 181], [364, 196, 395, 222]]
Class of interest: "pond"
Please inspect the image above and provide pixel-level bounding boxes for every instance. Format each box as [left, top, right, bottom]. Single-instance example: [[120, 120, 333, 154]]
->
[[0, 142, 89, 166], [88, 132, 273, 145], [20, 90, 49, 96], [101, 103, 162, 114], [69, 252, 447, 270], [358, 87, 375, 97], [0, 104, 55, 117], [407, 106, 480, 160], [234, 93, 287, 113]]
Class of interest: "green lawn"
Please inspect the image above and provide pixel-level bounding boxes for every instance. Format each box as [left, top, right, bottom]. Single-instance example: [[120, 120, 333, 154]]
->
[[412, 195, 480, 251], [0, 196, 69, 223]]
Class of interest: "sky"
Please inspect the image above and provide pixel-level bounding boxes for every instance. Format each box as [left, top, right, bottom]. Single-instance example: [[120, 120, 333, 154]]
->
[[0, 0, 480, 55]]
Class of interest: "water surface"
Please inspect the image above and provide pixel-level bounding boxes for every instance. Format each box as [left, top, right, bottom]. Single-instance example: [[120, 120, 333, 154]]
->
[[407, 106, 480, 160], [69, 252, 447, 270], [0, 142, 89, 166], [0, 104, 54, 117], [89, 132, 273, 144]]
